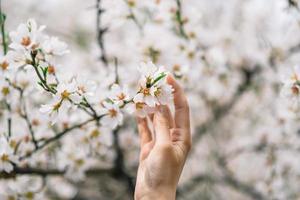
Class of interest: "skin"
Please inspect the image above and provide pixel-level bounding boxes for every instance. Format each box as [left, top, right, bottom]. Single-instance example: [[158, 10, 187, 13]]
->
[[135, 75, 191, 200]]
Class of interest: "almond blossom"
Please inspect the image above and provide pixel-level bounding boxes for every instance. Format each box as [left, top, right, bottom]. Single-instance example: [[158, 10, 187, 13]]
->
[[9, 19, 45, 51], [0, 137, 18, 173], [281, 65, 300, 110], [99, 102, 123, 129]]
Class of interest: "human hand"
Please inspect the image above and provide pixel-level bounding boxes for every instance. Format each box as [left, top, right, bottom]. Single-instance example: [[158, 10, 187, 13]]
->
[[134, 75, 191, 200]]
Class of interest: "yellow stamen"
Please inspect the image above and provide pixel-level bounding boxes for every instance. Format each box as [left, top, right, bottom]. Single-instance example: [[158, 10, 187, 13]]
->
[[1, 87, 10, 96], [0, 61, 9, 71], [90, 129, 101, 138], [142, 88, 150, 96], [109, 109, 117, 117], [21, 36, 31, 47], [1, 154, 9, 162], [135, 102, 144, 110], [61, 90, 70, 100], [154, 88, 161, 96], [75, 159, 84, 166], [117, 93, 126, 100]]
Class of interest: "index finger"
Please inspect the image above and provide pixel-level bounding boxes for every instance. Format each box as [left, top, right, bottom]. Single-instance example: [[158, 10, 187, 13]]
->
[[166, 75, 190, 130]]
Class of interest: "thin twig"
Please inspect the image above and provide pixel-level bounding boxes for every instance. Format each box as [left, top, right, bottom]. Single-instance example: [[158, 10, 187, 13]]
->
[[174, 0, 188, 39], [20, 115, 104, 160], [96, 0, 109, 65]]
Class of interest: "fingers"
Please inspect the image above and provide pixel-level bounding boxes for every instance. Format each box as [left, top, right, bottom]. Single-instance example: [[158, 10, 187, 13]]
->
[[153, 106, 171, 144], [164, 106, 175, 128], [137, 117, 152, 147], [167, 75, 190, 130], [167, 75, 191, 149]]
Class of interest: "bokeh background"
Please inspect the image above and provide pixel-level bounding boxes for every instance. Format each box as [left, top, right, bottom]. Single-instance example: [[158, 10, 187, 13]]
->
[[2, 0, 300, 199]]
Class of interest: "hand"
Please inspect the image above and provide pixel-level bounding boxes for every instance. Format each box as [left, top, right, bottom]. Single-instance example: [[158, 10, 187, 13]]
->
[[134, 75, 191, 200]]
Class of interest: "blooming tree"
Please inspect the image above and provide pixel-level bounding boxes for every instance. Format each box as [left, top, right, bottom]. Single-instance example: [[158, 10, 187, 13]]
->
[[1, 0, 300, 199]]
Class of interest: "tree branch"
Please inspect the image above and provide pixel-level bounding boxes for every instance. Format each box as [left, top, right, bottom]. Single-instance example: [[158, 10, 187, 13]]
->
[[96, 0, 109, 65]]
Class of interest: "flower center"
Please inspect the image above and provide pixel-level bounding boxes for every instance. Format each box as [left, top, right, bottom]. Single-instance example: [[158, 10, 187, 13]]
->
[[32, 119, 40, 126], [0, 61, 9, 71], [75, 158, 84, 166], [173, 64, 180, 72], [61, 90, 70, 100], [154, 87, 161, 96], [291, 85, 299, 95], [135, 102, 144, 110], [109, 109, 117, 117], [117, 93, 126, 100], [90, 129, 101, 138], [25, 192, 34, 199], [21, 36, 31, 47], [53, 102, 61, 111], [1, 154, 9, 162], [48, 65, 55, 74], [142, 88, 150, 96], [1, 87, 10, 96]]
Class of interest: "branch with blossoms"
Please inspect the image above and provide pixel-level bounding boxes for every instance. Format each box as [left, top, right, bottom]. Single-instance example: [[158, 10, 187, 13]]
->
[[0, 19, 175, 181]]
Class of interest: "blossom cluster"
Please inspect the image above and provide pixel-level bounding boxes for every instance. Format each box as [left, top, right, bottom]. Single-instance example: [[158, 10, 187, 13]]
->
[[0, 19, 173, 184], [2, 0, 300, 199]]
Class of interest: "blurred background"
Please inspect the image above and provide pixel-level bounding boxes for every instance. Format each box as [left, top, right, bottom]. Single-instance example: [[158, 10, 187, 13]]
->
[[2, 0, 300, 199]]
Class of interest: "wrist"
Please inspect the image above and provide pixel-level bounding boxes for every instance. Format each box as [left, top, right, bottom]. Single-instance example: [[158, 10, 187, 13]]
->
[[135, 187, 176, 200]]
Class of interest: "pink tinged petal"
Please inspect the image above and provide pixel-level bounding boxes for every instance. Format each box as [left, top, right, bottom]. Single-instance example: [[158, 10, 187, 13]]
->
[[133, 93, 144, 103], [145, 96, 156, 107]]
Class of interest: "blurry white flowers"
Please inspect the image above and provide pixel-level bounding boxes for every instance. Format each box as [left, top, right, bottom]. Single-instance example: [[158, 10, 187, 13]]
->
[[281, 65, 300, 110], [0, 137, 18, 173], [41, 37, 69, 56]]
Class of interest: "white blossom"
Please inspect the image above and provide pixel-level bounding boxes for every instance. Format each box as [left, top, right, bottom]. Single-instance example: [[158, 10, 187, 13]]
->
[[0, 137, 18, 173]]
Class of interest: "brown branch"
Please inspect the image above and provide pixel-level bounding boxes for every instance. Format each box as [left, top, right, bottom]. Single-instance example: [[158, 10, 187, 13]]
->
[[174, 0, 188, 39], [0, 166, 113, 179], [20, 115, 103, 160], [112, 128, 135, 195], [96, 0, 109, 65]]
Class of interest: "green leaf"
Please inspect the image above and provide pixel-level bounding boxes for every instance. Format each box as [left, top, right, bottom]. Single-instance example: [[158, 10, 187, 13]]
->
[[151, 73, 166, 87]]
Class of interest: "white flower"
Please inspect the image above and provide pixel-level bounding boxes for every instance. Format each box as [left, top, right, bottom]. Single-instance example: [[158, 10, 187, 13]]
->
[[138, 61, 165, 79], [109, 84, 130, 105], [100, 102, 123, 129], [76, 78, 97, 100], [0, 137, 18, 173], [56, 79, 82, 104], [281, 65, 300, 110], [133, 84, 157, 107], [9, 19, 46, 51], [42, 36, 69, 57], [0, 79, 11, 100], [40, 80, 80, 124], [125, 100, 154, 118], [134, 61, 172, 107], [152, 79, 174, 105], [0, 55, 13, 78], [6, 50, 32, 70]]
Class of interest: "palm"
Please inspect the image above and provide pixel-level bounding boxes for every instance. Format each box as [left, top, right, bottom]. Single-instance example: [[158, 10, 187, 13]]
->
[[135, 76, 191, 200]]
